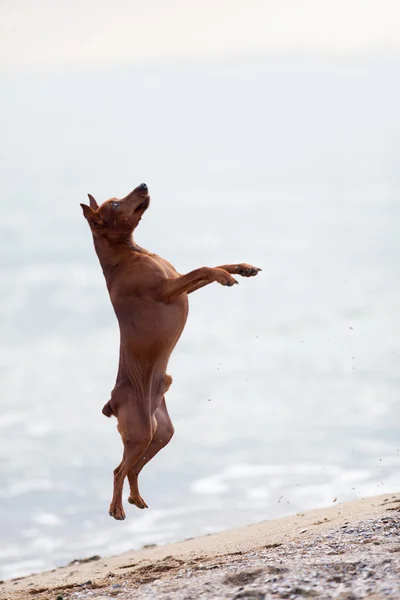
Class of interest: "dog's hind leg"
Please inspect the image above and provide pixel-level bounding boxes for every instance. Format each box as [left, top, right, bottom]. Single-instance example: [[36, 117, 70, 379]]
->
[[109, 402, 153, 521], [127, 396, 174, 509], [102, 400, 114, 417]]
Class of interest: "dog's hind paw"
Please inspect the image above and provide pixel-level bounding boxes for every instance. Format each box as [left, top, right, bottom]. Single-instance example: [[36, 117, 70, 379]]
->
[[109, 506, 126, 520], [128, 494, 148, 509]]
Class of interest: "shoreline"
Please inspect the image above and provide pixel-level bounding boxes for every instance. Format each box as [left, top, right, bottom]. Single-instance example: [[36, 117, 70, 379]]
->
[[1, 492, 399, 599]]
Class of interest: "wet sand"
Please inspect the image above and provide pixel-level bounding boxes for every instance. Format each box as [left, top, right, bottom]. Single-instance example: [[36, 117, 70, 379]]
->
[[1, 493, 399, 600]]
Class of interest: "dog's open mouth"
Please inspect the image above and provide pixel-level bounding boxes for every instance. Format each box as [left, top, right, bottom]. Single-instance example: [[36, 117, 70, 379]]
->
[[135, 196, 150, 213]]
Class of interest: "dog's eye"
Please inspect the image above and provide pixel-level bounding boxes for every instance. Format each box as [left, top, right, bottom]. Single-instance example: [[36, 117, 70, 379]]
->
[[111, 202, 120, 210]]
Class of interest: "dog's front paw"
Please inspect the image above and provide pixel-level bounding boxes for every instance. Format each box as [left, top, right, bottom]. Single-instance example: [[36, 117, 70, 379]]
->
[[212, 268, 238, 287], [236, 264, 262, 277]]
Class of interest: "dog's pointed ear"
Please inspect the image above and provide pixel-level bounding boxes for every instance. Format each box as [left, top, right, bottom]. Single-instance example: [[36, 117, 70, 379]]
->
[[80, 203, 95, 220], [80, 203, 101, 227], [87, 193, 99, 210]]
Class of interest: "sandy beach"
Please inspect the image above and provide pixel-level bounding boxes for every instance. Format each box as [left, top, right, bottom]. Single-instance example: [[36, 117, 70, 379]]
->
[[1, 493, 399, 600]]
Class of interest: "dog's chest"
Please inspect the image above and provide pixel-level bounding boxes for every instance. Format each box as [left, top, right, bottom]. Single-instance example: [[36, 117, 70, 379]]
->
[[108, 254, 179, 304], [152, 255, 179, 279]]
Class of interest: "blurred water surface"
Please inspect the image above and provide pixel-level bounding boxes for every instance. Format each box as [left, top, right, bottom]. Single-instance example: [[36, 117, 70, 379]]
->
[[1, 56, 399, 578]]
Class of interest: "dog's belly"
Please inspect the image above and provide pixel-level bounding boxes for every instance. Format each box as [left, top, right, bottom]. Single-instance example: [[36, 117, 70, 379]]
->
[[109, 295, 188, 411], [117, 294, 188, 366]]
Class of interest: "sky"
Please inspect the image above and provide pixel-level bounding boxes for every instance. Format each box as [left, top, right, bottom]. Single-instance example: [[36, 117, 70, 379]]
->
[[1, 0, 400, 73]]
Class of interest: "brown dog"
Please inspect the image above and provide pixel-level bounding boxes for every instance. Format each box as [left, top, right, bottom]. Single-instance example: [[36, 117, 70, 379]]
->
[[80, 183, 261, 520]]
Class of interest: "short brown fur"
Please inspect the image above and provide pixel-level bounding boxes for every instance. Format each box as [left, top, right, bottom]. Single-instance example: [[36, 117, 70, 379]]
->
[[80, 183, 261, 520]]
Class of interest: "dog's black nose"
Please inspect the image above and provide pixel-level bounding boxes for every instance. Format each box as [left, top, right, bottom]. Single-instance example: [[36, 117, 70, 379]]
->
[[138, 183, 148, 191]]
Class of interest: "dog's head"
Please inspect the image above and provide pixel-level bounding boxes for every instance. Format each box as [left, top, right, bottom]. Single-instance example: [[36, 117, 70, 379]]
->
[[80, 183, 150, 240]]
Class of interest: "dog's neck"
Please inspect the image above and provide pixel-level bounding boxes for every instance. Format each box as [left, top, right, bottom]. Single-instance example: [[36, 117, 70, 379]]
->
[[92, 233, 141, 274]]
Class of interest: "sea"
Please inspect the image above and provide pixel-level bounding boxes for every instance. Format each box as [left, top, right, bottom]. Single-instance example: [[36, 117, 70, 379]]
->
[[1, 54, 399, 579]]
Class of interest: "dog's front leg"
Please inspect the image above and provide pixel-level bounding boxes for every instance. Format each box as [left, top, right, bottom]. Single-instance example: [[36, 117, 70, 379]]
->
[[160, 267, 238, 302], [186, 263, 261, 294]]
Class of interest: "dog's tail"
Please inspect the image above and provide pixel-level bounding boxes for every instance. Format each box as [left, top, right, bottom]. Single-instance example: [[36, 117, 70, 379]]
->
[[102, 400, 114, 418]]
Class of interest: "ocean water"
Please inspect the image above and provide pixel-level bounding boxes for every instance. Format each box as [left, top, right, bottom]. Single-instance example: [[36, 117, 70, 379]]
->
[[1, 56, 399, 579]]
